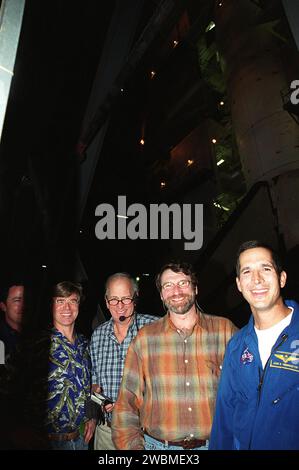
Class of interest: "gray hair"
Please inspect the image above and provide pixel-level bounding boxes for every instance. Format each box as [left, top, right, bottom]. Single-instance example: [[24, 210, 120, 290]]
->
[[105, 272, 139, 298]]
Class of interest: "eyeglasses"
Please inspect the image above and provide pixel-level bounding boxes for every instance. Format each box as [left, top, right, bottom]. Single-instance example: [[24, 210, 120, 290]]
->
[[161, 279, 191, 290], [55, 298, 79, 306], [106, 297, 134, 306]]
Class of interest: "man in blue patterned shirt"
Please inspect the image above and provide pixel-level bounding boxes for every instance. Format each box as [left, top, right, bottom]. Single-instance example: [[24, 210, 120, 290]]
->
[[36, 281, 96, 450], [90, 272, 158, 450]]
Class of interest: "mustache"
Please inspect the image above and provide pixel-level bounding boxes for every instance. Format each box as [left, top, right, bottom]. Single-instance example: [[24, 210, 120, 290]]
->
[[163, 293, 195, 307], [168, 293, 190, 300]]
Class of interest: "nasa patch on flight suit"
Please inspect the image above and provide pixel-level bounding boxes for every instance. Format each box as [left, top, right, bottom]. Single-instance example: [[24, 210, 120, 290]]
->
[[240, 347, 254, 365], [270, 350, 299, 372]]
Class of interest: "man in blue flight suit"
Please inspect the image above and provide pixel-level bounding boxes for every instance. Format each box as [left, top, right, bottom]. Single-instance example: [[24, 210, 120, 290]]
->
[[209, 240, 299, 450]]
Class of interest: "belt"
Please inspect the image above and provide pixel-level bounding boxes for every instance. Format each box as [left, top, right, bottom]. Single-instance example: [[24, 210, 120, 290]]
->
[[145, 433, 206, 449], [48, 430, 80, 441]]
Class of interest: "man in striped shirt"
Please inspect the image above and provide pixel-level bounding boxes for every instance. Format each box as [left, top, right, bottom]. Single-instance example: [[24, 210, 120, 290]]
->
[[112, 262, 237, 450], [90, 272, 158, 450]]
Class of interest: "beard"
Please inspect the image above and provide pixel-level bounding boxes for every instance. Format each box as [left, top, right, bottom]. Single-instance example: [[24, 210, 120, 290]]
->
[[163, 292, 196, 315]]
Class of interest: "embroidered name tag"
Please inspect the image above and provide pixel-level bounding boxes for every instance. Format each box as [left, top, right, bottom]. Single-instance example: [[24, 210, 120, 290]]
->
[[270, 350, 299, 372]]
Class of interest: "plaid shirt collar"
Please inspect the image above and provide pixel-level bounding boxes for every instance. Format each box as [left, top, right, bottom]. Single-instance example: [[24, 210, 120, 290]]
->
[[106, 313, 139, 340], [164, 310, 207, 332]]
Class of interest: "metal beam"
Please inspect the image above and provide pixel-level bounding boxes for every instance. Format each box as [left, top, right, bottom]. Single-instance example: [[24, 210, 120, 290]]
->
[[77, 0, 146, 222], [77, 0, 186, 222], [282, 0, 299, 50], [0, 0, 25, 140]]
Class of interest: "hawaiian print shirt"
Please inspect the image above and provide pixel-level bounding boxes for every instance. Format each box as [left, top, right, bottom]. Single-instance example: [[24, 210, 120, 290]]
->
[[35, 327, 91, 433]]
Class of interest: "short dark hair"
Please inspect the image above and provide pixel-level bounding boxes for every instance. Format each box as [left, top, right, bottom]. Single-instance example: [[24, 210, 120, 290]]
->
[[155, 262, 198, 292], [236, 240, 283, 277], [52, 281, 83, 302], [0, 283, 25, 304]]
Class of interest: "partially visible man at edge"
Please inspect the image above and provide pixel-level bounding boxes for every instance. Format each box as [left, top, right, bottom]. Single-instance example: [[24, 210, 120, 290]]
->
[[112, 262, 237, 450], [0, 284, 25, 362]]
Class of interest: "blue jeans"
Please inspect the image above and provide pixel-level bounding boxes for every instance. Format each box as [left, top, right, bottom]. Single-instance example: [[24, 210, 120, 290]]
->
[[144, 434, 209, 451], [49, 435, 88, 450]]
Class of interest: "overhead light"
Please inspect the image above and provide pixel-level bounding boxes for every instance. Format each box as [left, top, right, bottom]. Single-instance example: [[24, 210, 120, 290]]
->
[[41, 265, 47, 269], [136, 276, 140, 282], [160, 181, 166, 189], [173, 40, 179, 47], [206, 21, 216, 32], [217, 159, 225, 166], [120, 88, 124, 92], [212, 138, 217, 144], [150, 70, 156, 79], [117, 214, 129, 219], [142, 273, 150, 277], [79, 230, 83, 234], [140, 138, 145, 146], [187, 159, 194, 166], [219, 100, 224, 106], [214, 202, 229, 211]]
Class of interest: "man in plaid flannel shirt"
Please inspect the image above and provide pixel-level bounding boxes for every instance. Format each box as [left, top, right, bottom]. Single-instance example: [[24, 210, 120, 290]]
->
[[112, 262, 237, 450]]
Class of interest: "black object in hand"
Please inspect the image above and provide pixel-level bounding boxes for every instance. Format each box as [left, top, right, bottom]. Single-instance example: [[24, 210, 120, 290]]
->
[[91, 392, 114, 406]]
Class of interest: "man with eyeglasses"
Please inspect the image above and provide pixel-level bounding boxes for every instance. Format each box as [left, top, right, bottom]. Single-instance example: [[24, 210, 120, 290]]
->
[[112, 262, 237, 450], [43, 281, 97, 449], [90, 272, 158, 450]]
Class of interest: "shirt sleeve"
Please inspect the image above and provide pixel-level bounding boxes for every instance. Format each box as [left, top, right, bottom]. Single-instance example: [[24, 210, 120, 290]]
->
[[90, 331, 100, 384], [111, 337, 145, 450]]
